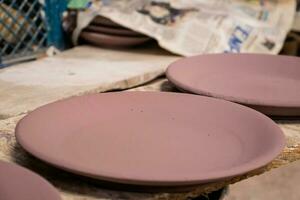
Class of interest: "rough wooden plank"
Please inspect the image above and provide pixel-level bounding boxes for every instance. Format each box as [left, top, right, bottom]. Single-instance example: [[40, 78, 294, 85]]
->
[[0, 45, 179, 119], [0, 78, 299, 200]]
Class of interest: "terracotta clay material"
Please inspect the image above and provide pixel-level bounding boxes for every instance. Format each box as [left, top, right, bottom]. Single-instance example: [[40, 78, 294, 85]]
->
[[166, 54, 300, 116], [16, 92, 285, 186], [0, 161, 61, 200], [80, 31, 151, 47], [85, 25, 144, 37], [92, 16, 124, 28]]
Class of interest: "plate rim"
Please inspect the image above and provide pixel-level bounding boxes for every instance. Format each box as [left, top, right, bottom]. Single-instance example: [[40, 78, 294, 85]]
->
[[81, 31, 150, 41]]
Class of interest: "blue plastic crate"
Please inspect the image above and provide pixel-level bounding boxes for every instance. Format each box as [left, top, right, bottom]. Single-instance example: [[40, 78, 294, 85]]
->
[[0, 0, 67, 67]]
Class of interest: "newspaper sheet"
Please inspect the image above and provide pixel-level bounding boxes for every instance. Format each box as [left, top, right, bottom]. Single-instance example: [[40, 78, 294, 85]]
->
[[73, 0, 296, 56], [293, 0, 300, 31]]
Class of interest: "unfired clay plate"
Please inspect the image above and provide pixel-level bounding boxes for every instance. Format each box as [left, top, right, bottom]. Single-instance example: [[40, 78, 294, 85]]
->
[[85, 25, 144, 36], [80, 31, 150, 47], [0, 161, 61, 200], [92, 16, 123, 28], [166, 54, 300, 116], [16, 92, 285, 186]]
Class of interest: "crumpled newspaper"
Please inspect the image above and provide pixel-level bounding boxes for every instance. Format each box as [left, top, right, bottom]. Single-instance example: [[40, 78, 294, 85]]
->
[[293, 0, 300, 31], [73, 0, 296, 56]]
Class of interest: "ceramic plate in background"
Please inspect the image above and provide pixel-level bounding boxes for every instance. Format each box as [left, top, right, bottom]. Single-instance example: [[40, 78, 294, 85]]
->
[[167, 54, 300, 116], [80, 31, 151, 47], [85, 25, 144, 37], [92, 16, 124, 28]]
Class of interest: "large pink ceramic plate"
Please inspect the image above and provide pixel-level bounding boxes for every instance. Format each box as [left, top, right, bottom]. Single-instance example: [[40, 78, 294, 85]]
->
[[166, 54, 300, 116], [16, 92, 285, 186], [0, 161, 61, 200]]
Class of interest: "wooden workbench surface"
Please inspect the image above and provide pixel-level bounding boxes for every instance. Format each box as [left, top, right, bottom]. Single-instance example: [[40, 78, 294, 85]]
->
[[0, 47, 299, 199]]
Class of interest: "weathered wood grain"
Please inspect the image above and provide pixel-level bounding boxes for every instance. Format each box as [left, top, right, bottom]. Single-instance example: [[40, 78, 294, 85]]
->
[[0, 45, 179, 119]]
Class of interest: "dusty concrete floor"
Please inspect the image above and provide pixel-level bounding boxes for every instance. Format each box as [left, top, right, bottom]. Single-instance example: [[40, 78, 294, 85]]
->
[[225, 160, 300, 200]]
